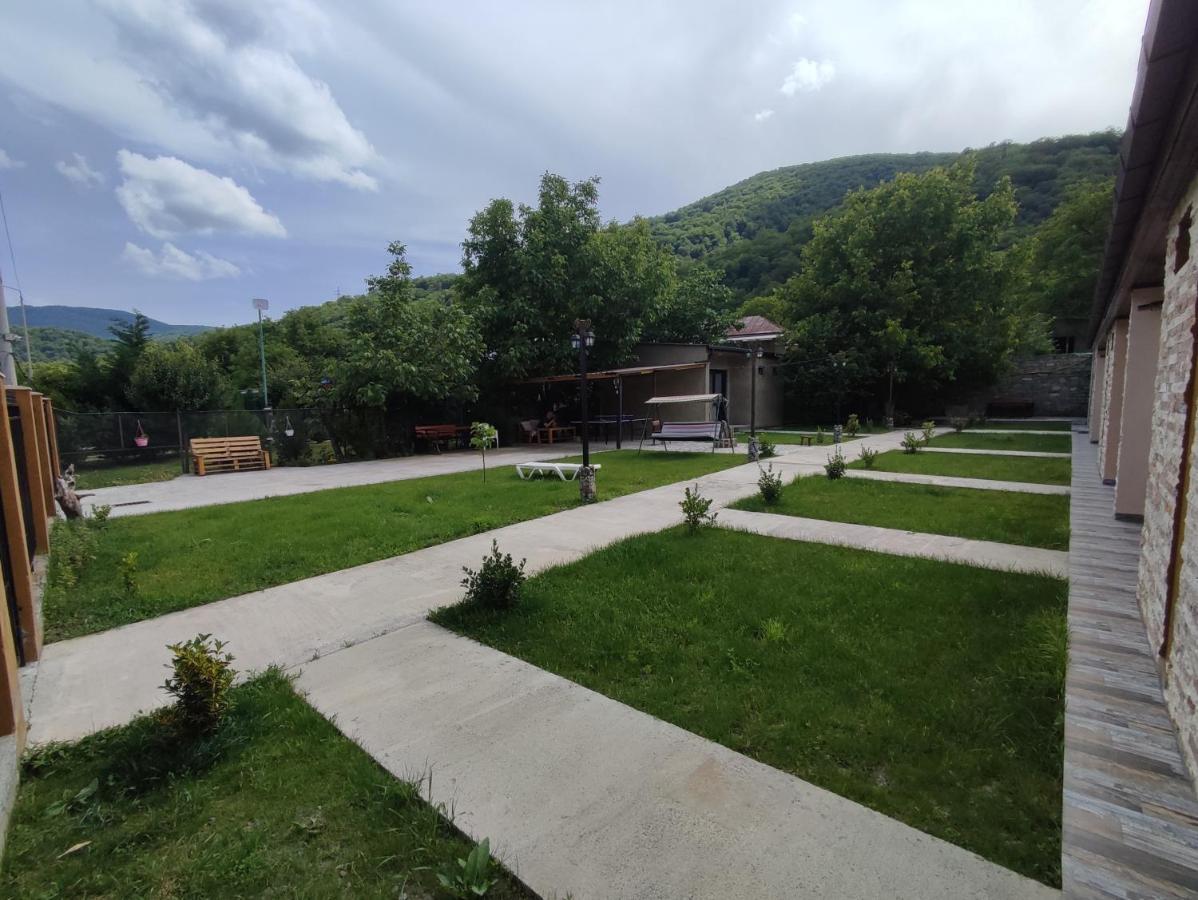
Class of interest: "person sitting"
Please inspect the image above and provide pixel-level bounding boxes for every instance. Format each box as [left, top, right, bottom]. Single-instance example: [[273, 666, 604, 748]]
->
[[543, 407, 559, 429]]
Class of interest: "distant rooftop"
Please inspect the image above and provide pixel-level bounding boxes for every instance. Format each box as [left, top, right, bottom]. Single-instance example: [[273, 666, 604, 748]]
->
[[725, 315, 783, 341]]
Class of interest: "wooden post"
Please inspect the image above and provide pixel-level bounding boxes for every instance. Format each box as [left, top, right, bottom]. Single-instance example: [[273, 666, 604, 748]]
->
[[41, 397, 60, 480], [0, 573, 26, 743], [30, 393, 54, 518], [0, 380, 40, 662], [8, 388, 50, 556]]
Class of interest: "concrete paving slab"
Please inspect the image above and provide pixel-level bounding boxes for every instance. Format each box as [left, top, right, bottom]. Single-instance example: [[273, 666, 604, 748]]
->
[[718, 508, 1068, 577], [296, 620, 1056, 900]]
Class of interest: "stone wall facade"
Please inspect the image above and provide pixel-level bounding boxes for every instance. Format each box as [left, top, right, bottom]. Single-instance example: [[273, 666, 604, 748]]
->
[[1138, 168, 1198, 783], [975, 353, 1093, 417]]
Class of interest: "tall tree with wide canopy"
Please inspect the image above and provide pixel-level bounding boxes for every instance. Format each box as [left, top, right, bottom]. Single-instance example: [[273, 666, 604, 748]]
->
[[778, 163, 1047, 417]]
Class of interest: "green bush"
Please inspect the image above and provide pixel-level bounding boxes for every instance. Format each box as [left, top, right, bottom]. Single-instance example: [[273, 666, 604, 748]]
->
[[305, 440, 336, 466], [461, 540, 526, 611], [757, 435, 777, 459], [90, 504, 112, 528], [949, 417, 968, 433], [858, 446, 878, 468], [824, 449, 847, 479], [845, 413, 860, 437], [757, 464, 784, 505], [680, 484, 717, 533], [922, 420, 937, 443], [815, 426, 826, 445], [119, 551, 140, 599], [50, 520, 98, 590], [162, 634, 236, 735], [902, 432, 922, 454]]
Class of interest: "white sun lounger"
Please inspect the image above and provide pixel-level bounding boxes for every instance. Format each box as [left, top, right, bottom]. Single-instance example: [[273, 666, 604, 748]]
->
[[516, 461, 602, 481]]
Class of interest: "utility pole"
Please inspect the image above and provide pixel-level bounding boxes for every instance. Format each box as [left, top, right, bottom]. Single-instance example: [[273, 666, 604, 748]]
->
[[0, 267, 18, 384], [253, 298, 270, 408]]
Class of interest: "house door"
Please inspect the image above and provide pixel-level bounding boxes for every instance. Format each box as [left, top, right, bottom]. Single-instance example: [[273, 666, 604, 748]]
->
[[710, 370, 728, 421]]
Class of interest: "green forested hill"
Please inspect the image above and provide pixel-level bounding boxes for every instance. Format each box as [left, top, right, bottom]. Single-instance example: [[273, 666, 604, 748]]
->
[[26, 327, 110, 363], [651, 131, 1120, 298]]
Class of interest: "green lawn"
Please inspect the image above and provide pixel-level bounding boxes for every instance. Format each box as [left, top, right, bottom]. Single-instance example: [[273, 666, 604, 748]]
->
[[45, 450, 744, 642], [929, 432, 1072, 453], [849, 449, 1071, 485], [733, 475, 1069, 549], [750, 430, 861, 445], [1, 670, 528, 899], [75, 459, 181, 490], [972, 421, 1072, 431], [433, 528, 1066, 886]]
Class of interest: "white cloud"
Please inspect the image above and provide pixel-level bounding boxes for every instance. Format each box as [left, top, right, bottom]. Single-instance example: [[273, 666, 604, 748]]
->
[[780, 58, 836, 95], [115, 150, 286, 240], [122, 241, 241, 280], [0, 149, 24, 170], [95, 0, 378, 189], [754, 108, 776, 122], [55, 152, 105, 187]]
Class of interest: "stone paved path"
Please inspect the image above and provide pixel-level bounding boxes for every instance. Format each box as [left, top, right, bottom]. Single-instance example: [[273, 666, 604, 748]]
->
[[1063, 435, 1198, 899], [296, 620, 1054, 900], [718, 508, 1067, 576]]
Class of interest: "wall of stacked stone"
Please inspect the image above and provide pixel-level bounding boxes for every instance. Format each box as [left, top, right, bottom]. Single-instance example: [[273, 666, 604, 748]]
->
[[955, 353, 1092, 418], [1138, 168, 1198, 786], [1098, 336, 1118, 476]]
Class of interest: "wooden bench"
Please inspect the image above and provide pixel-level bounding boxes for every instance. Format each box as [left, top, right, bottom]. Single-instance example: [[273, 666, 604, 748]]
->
[[652, 421, 726, 452], [415, 424, 469, 453], [190, 436, 270, 476]]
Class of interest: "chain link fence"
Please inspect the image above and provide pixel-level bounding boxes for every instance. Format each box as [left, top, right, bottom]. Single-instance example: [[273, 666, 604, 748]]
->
[[54, 406, 448, 476]]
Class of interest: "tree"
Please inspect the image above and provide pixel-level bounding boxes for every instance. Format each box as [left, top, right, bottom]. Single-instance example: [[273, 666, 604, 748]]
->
[[1011, 177, 1113, 324], [128, 341, 226, 411], [335, 243, 482, 408], [642, 266, 737, 344], [459, 173, 682, 380], [779, 163, 1046, 416]]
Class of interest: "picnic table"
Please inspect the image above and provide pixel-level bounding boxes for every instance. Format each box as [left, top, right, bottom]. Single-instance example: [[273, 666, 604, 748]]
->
[[516, 461, 602, 481], [538, 425, 575, 444], [571, 415, 647, 445]]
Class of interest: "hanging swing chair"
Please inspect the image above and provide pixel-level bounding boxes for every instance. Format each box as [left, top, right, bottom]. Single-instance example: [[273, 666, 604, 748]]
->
[[133, 419, 149, 448], [283, 415, 295, 438]]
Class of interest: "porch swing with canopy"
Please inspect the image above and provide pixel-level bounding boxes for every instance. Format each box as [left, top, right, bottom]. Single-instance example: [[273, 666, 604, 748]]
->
[[638, 393, 735, 451]]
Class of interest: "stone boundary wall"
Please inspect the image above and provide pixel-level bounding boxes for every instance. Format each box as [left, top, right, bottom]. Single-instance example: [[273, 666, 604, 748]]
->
[[956, 353, 1092, 418]]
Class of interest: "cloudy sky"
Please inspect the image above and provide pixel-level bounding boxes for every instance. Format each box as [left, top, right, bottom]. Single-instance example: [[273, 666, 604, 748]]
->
[[0, 0, 1148, 326]]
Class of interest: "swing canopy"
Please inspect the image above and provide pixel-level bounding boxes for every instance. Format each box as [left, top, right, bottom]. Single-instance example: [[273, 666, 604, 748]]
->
[[644, 393, 721, 405]]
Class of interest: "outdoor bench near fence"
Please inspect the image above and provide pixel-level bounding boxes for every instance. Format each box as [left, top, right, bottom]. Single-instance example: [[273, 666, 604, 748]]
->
[[189, 436, 271, 476]]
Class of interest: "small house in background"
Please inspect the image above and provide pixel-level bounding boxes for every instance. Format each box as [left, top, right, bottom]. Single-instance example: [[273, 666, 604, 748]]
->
[[629, 316, 785, 429]]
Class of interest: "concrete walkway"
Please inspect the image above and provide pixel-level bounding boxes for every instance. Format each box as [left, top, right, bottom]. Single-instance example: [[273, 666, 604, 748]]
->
[[81, 444, 584, 518], [718, 508, 1067, 577], [296, 620, 1054, 900], [924, 447, 1072, 459], [1063, 435, 1198, 898]]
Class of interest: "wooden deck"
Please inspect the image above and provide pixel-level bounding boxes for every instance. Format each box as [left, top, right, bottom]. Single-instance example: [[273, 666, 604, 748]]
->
[[1064, 434, 1198, 898]]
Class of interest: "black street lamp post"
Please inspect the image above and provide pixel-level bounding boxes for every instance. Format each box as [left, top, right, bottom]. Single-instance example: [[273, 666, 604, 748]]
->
[[747, 346, 763, 460], [572, 319, 596, 501]]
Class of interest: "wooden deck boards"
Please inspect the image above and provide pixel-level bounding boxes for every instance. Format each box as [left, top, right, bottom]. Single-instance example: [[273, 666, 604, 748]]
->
[[1064, 434, 1198, 898]]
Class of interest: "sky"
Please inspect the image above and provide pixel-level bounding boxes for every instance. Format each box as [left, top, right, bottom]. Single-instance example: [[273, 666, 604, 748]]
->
[[0, 0, 1150, 327]]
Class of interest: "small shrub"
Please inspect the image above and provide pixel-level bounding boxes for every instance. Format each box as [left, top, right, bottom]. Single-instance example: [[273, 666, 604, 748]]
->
[[844, 413, 860, 437], [757, 465, 783, 505], [162, 634, 236, 735], [901, 432, 922, 454], [921, 420, 936, 443], [949, 417, 968, 433], [89, 504, 112, 529], [858, 446, 878, 468], [437, 837, 496, 899], [304, 440, 336, 466], [680, 484, 717, 533], [756, 435, 777, 459], [815, 426, 826, 445], [824, 448, 846, 479], [119, 551, 140, 599], [51, 520, 98, 590], [461, 540, 526, 611]]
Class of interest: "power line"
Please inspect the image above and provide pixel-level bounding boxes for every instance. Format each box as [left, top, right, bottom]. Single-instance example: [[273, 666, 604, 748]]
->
[[0, 184, 34, 378]]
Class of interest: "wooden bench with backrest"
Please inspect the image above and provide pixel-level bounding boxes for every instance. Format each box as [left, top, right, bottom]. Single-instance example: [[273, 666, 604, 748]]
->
[[415, 423, 469, 453], [652, 421, 726, 452], [190, 436, 271, 476]]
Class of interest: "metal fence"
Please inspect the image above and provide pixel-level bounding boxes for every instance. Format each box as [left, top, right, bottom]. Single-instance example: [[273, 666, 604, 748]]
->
[[53, 406, 453, 474]]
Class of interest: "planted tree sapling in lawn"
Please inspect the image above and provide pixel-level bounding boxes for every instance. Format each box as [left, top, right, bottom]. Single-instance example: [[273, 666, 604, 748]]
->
[[470, 421, 498, 482]]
